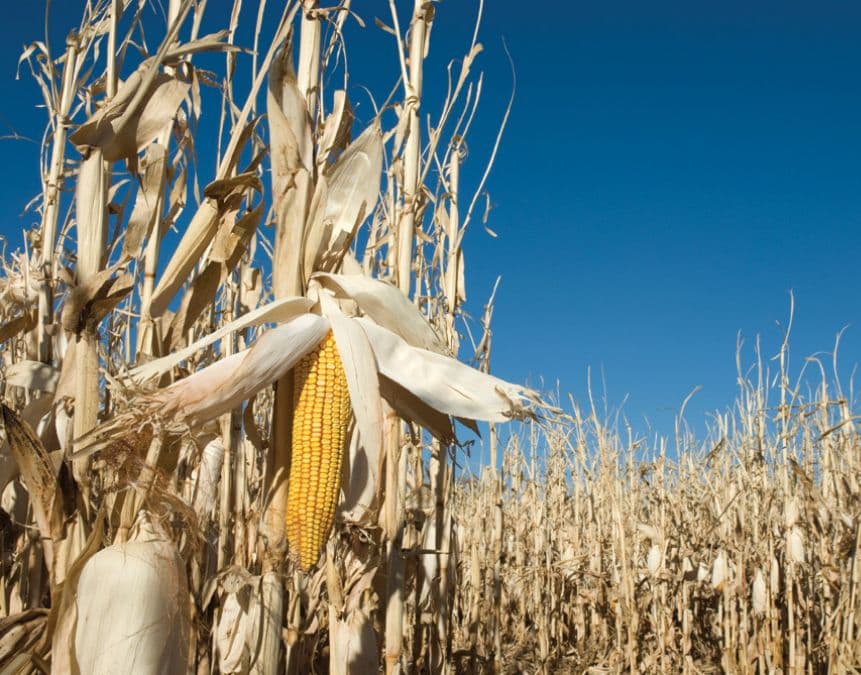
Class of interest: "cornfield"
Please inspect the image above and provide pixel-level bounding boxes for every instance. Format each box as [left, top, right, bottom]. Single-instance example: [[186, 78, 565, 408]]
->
[[1, 1, 859, 673]]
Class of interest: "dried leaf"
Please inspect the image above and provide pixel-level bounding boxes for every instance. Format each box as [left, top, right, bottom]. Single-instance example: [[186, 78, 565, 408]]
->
[[70, 66, 190, 163], [379, 375, 454, 445], [130, 296, 314, 384], [154, 314, 330, 426], [3, 361, 60, 393], [357, 318, 535, 422], [123, 143, 167, 258], [0, 311, 37, 344], [306, 123, 383, 274], [61, 264, 133, 333], [150, 134, 260, 317], [1, 404, 64, 576], [313, 273, 447, 354], [318, 90, 354, 166]]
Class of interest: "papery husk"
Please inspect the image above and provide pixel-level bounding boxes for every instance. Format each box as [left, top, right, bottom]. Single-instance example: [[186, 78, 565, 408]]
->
[[74, 514, 189, 675], [788, 526, 806, 564], [752, 569, 767, 615], [356, 317, 537, 422], [153, 314, 329, 426], [326, 549, 379, 675], [128, 295, 313, 384], [339, 427, 378, 525], [323, 295, 382, 485], [314, 272, 448, 354], [214, 569, 260, 674], [712, 550, 728, 592], [303, 123, 383, 276], [191, 437, 225, 523]]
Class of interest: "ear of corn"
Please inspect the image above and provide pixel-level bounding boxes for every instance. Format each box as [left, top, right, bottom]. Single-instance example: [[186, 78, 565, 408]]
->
[[286, 331, 352, 569]]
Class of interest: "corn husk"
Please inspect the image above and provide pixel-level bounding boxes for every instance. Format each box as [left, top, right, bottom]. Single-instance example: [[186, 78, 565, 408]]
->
[[191, 437, 225, 522], [214, 569, 260, 674], [647, 544, 662, 576], [711, 551, 728, 592], [752, 569, 767, 615], [74, 514, 189, 674], [326, 551, 378, 675], [787, 526, 805, 564]]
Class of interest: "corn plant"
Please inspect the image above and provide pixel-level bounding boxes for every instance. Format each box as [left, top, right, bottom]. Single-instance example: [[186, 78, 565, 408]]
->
[[1, 2, 859, 674]]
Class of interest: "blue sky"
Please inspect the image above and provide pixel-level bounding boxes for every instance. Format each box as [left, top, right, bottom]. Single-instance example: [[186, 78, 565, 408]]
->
[[0, 1, 859, 442]]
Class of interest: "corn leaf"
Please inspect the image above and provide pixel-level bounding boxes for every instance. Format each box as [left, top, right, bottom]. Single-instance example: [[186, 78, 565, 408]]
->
[[1, 404, 64, 576], [70, 68, 190, 163], [305, 123, 383, 275]]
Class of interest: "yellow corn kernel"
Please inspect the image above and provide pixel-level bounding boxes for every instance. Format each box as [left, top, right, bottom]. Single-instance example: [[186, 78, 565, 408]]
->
[[285, 331, 352, 569]]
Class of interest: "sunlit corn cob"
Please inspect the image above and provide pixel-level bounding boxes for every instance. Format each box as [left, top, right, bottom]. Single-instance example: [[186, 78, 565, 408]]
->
[[286, 331, 352, 569]]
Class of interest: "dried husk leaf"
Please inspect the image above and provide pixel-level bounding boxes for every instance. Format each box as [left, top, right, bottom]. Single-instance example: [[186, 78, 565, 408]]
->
[[49, 507, 106, 674], [123, 143, 167, 258], [268, 41, 313, 298], [313, 272, 448, 354], [712, 550, 728, 592], [327, 552, 378, 675], [356, 317, 536, 422], [147, 199, 220, 317], [192, 437, 225, 522], [647, 544, 662, 576], [785, 496, 800, 528], [163, 263, 223, 351], [318, 90, 354, 166], [752, 568, 767, 615], [75, 151, 109, 277], [788, 526, 805, 564], [339, 428, 380, 525], [209, 201, 263, 266], [130, 295, 313, 383], [74, 515, 189, 674], [328, 605, 377, 675], [61, 264, 134, 333], [379, 374, 454, 445], [0, 310, 37, 344], [249, 572, 283, 675], [215, 589, 257, 673], [323, 295, 383, 482], [154, 314, 330, 426]]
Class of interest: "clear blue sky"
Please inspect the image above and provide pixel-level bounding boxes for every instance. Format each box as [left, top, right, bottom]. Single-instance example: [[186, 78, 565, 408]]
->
[[1, 1, 859, 440]]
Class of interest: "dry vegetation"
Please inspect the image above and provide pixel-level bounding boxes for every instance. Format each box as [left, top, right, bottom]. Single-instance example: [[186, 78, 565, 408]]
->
[[1, 1, 860, 673], [453, 346, 861, 673]]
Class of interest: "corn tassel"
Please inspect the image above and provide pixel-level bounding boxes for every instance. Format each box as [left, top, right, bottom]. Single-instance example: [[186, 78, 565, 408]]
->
[[286, 331, 352, 569]]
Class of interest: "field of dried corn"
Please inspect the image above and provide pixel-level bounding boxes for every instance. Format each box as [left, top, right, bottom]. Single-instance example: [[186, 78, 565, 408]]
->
[[1, 1, 860, 673]]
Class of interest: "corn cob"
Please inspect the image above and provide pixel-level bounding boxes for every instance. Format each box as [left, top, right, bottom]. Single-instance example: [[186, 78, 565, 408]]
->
[[286, 331, 352, 569]]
